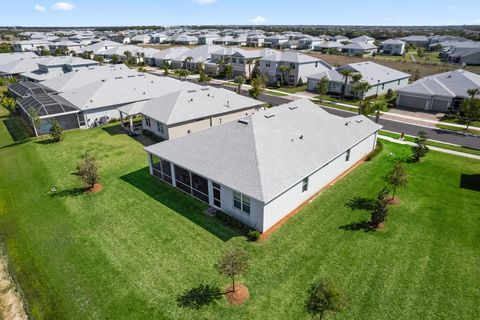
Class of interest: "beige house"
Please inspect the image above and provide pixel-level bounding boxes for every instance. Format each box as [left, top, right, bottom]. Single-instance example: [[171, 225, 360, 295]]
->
[[135, 87, 263, 140]]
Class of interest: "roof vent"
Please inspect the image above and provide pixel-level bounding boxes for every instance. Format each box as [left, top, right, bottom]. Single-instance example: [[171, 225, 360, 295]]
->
[[299, 134, 304, 140], [288, 106, 298, 110], [187, 90, 196, 93], [238, 119, 249, 125], [226, 100, 230, 107], [189, 98, 193, 102], [201, 87, 209, 91], [356, 119, 363, 123], [264, 113, 275, 119]]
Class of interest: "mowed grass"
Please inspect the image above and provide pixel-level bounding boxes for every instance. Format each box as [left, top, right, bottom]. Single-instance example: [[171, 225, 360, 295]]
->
[[0, 106, 480, 319]]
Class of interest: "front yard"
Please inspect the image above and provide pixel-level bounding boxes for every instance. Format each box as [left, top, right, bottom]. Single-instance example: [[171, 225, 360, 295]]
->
[[0, 105, 479, 319]]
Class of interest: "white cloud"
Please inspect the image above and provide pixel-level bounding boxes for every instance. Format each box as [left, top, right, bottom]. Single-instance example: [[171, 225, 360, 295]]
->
[[52, 2, 75, 11], [250, 16, 266, 24], [33, 4, 46, 12], [192, 0, 217, 4]]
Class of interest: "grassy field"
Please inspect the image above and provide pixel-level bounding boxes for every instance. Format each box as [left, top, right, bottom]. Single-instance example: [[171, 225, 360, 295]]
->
[[0, 106, 479, 319]]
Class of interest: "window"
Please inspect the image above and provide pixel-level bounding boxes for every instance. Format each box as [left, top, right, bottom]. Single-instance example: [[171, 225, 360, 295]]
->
[[233, 191, 251, 215], [265, 61, 271, 67], [145, 116, 151, 127], [302, 177, 309, 193], [156, 121, 164, 134], [290, 62, 295, 69], [315, 62, 318, 67], [239, 58, 244, 64], [345, 149, 351, 162], [289, 74, 295, 83], [213, 182, 221, 207]]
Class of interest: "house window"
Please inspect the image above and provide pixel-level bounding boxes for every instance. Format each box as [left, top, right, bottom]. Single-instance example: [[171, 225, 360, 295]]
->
[[345, 149, 351, 162], [290, 62, 295, 69], [233, 191, 251, 215], [265, 61, 271, 67], [289, 74, 295, 82], [145, 116, 151, 127], [315, 62, 318, 67], [239, 59, 244, 64], [302, 177, 309, 193], [156, 121, 164, 134], [213, 182, 221, 207]]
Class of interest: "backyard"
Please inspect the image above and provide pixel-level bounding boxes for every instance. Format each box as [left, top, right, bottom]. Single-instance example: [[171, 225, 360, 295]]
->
[[0, 105, 479, 319]]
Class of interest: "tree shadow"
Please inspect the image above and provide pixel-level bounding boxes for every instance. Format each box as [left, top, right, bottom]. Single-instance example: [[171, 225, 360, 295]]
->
[[120, 167, 239, 241], [345, 197, 376, 211], [50, 187, 87, 197], [2, 116, 32, 142], [339, 220, 375, 232], [35, 138, 55, 145], [460, 174, 480, 192], [102, 125, 158, 147], [176, 284, 222, 309]]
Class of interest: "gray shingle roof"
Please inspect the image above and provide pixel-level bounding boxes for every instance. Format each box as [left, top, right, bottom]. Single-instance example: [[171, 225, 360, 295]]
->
[[145, 99, 381, 203], [338, 62, 410, 85]]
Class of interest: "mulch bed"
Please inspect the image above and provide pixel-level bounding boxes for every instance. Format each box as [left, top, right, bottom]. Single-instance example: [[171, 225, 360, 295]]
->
[[224, 284, 249, 305], [88, 183, 103, 193]]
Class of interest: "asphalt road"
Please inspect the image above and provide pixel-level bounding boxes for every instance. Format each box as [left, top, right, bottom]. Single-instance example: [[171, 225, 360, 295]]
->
[[324, 107, 480, 150]]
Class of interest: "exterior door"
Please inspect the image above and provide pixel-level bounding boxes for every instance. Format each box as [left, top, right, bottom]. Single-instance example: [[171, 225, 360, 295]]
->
[[212, 182, 221, 208]]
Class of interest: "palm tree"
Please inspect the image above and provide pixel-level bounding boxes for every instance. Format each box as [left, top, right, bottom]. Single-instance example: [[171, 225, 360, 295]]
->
[[184, 56, 193, 70], [351, 80, 371, 115], [351, 73, 363, 83], [235, 76, 245, 94], [277, 65, 291, 85], [316, 77, 330, 102], [123, 50, 132, 63], [467, 88, 480, 99], [369, 101, 388, 123], [340, 69, 353, 97]]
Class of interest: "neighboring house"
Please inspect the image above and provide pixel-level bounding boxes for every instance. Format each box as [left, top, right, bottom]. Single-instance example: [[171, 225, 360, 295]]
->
[[128, 87, 262, 139], [349, 35, 375, 45], [48, 41, 84, 53], [341, 42, 378, 56], [144, 99, 382, 233], [264, 35, 289, 48], [246, 34, 266, 47], [331, 35, 349, 43], [447, 48, 480, 66], [0, 52, 37, 67], [396, 69, 480, 112], [150, 33, 169, 44], [307, 61, 410, 97], [380, 39, 406, 56], [130, 34, 151, 44], [173, 35, 199, 45], [198, 34, 220, 45], [77, 40, 123, 56], [313, 41, 343, 52], [213, 36, 247, 46], [153, 47, 190, 67], [109, 34, 131, 44], [298, 36, 324, 50], [20, 56, 99, 82], [259, 51, 331, 86], [398, 35, 429, 48], [13, 39, 53, 52], [170, 45, 224, 70]]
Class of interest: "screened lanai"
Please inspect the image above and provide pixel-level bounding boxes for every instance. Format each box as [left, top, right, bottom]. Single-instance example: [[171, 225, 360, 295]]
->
[[8, 81, 56, 99]]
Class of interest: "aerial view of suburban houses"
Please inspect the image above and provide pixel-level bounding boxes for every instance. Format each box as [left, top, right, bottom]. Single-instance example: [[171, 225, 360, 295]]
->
[[0, 1, 479, 319]]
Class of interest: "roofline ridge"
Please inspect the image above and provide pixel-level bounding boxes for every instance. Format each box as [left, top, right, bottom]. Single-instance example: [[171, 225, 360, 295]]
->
[[249, 114, 267, 202]]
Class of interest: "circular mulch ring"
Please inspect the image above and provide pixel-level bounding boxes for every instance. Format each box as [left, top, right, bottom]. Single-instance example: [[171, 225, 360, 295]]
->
[[224, 284, 249, 305], [388, 197, 401, 205], [88, 183, 103, 193]]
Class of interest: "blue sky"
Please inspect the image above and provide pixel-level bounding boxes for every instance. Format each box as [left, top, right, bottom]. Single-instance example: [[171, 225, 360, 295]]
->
[[2, 0, 480, 27]]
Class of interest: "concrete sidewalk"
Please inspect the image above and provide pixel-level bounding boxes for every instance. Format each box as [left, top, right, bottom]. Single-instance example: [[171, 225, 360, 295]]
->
[[378, 135, 480, 160]]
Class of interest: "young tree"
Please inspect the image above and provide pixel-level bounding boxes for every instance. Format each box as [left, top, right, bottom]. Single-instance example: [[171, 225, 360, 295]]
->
[[459, 97, 480, 130], [366, 100, 388, 123], [248, 76, 264, 99], [123, 50, 132, 62], [370, 188, 390, 228], [49, 119, 64, 142], [417, 47, 425, 58], [305, 278, 347, 320], [387, 161, 407, 200], [351, 80, 370, 115], [224, 64, 233, 79], [277, 65, 291, 85], [316, 77, 329, 102], [235, 76, 245, 94], [411, 131, 429, 162], [175, 69, 191, 81], [111, 54, 120, 64], [76, 154, 100, 189], [351, 73, 362, 83], [94, 55, 104, 64], [214, 248, 248, 292]]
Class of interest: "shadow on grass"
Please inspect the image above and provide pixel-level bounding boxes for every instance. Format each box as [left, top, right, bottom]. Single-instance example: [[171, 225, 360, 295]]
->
[[102, 125, 157, 147], [120, 167, 239, 241], [460, 174, 480, 192], [35, 138, 55, 145], [176, 284, 222, 309], [2, 116, 32, 142], [339, 221, 374, 232], [345, 197, 376, 211], [51, 187, 87, 197]]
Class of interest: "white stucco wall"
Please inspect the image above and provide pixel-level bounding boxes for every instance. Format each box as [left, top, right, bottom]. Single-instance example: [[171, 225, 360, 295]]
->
[[261, 132, 377, 232]]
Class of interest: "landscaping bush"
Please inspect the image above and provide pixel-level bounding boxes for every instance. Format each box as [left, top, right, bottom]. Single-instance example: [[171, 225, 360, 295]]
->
[[365, 140, 383, 161], [297, 77, 304, 86], [246, 230, 260, 242], [142, 129, 163, 142], [215, 211, 253, 236]]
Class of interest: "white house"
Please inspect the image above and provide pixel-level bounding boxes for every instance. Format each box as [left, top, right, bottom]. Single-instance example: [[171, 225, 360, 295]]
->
[[380, 39, 406, 56], [144, 99, 382, 233], [341, 42, 378, 56]]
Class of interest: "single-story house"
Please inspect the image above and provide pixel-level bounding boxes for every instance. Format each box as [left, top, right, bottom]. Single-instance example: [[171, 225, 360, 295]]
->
[[153, 47, 190, 67], [447, 48, 480, 66], [170, 45, 224, 70], [349, 35, 375, 45], [198, 34, 220, 45], [307, 61, 410, 97], [396, 69, 480, 112], [380, 39, 406, 56], [313, 41, 343, 52], [123, 86, 262, 139], [341, 42, 378, 56], [20, 56, 99, 82], [144, 99, 382, 233], [398, 35, 429, 48]]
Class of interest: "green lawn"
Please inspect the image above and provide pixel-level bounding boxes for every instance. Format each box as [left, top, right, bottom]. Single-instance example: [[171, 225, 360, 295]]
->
[[1, 106, 480, 319], [440, 117, 480, 129], [271, 85, 307, 94], [435, 123, 480, 135]]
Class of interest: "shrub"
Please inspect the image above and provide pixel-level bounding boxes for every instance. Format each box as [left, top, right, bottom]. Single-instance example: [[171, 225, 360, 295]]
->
[[49, 119, 64, 142], [215, 211, 251, 235], [298, 77, 304, 86], [76, 153, 99, 189], [247, 230, 260, 242], [306, 278, 347, 319], [365, 140, 383, 161]]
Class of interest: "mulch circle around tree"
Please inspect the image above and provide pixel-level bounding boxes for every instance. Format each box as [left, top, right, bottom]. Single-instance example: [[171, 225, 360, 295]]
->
[[88, 183, 103, 193], [224, 284, 249, 305], [388, 197, 401, 205]]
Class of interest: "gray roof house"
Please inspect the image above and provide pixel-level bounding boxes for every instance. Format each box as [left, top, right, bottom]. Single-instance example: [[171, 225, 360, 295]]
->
[[396, 69, 480, 112], [170, 45, 224, 70], [0, 52, 37, 66], [341, 42, 378, 56], [349, 35, 375, 45], [20, 56, 99, 82], [152, 47, 190, 67], [307, 61, 410, 97], [398, 35, 429, 47], [128, 86, 262, 139], [144, 99, 382, 232], [259, 51, 331, 86], [380, 39, 406, 56]]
